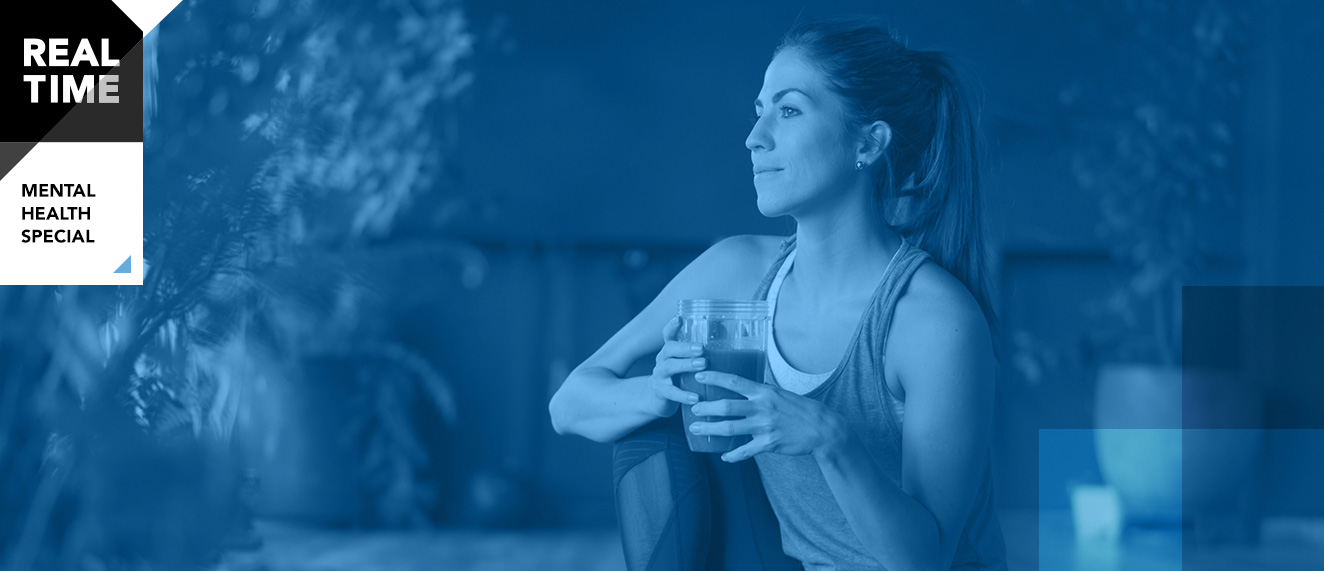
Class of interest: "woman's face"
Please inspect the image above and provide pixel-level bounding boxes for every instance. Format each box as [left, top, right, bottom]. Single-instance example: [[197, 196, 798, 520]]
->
[[745, 49, 859, 218]]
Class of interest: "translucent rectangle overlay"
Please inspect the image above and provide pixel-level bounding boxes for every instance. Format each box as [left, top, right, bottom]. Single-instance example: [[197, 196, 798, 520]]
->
[[1182, 286, 1324, 430], [1037, 428, 1324, 570]]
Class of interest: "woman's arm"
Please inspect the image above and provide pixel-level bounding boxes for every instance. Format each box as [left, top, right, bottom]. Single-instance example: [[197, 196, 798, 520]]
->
[[548, 235, 771, 443], [549, 366, 669, 443], [816, 288, 996, 571], [688, 271, 995, 571]]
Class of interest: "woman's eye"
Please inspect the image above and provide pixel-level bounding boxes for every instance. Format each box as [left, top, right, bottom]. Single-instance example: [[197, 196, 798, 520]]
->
[[750, 107, 797, 124]]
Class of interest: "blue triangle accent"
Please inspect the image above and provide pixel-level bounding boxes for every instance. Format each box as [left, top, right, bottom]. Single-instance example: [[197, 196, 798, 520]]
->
[[114, 256, 131, 274]]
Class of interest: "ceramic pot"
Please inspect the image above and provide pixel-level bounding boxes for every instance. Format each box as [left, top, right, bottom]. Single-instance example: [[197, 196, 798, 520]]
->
[[1094, 364, 1262, 526]]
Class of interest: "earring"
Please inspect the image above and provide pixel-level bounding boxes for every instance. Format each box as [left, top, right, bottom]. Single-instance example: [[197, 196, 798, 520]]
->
[[855, 161, 865, 171]]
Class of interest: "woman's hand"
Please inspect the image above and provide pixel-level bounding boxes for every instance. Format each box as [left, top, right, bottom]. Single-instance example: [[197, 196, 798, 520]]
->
[[687, 371, 845, 463], [646, 316, 706, 418]]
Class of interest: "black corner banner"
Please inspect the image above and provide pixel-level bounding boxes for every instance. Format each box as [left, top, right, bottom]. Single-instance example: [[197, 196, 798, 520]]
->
[[0, 0, 142, 143], [0, 0, 146, 286]]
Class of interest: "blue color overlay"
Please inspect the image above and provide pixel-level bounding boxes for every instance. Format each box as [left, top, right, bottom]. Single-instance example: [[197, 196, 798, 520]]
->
[[2, 1, 1323, 570]]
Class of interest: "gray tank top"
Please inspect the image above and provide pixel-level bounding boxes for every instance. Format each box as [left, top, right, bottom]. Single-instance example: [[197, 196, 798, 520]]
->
[[751, 234, 1008, 571]]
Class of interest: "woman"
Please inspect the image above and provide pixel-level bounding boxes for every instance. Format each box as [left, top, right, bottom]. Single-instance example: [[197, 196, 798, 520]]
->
[[550, 16, 1007, 571]]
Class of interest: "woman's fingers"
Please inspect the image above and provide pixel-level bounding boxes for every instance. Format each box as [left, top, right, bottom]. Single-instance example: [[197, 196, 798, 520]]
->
[[653, 377, 700, 405], [653, 354, 706, 378], [655, 339, 702, 363], [651, 354, 705, 402], [688, 418, 764, 438], [720, 436, 770, 463], [661, 315, 681, 341], [693, 371, 767, 397], [652, 316, 706, 405], [690, 398, 755, 418]]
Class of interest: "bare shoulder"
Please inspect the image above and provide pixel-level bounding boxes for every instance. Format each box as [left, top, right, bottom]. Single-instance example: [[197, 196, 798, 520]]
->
[[716, 234, 784, 265], [889, 260, 993, 382], [571, 234, 786, 377], [693, 234, 784, 296], [897, 261, 985, 323]]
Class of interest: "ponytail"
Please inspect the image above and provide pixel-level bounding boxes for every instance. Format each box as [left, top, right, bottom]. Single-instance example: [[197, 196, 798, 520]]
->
[[897, 51, 1000, 358]]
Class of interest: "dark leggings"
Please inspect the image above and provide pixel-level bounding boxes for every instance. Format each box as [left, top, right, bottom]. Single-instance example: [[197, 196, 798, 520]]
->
[[612, 413, 803, 571]]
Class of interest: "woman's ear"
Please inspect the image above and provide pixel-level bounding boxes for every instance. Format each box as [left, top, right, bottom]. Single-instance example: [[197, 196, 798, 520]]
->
[[858, 120, 891, 164]]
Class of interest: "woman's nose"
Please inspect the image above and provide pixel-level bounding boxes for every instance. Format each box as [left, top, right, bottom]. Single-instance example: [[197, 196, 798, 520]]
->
[[745, 117, 772, 152]]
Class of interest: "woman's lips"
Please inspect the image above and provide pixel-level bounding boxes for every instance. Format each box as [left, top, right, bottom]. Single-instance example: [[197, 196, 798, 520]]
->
[[753, 168, 782, 176]]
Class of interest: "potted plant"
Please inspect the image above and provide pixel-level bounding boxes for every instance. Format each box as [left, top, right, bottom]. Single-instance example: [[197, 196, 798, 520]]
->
[[143, 0, 484, 531], [1051, 0, 1265, 532], [0, 2, 486, 568]]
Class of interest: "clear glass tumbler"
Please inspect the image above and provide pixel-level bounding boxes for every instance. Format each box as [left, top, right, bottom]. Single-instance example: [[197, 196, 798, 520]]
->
[[676, 299, 769, 453]]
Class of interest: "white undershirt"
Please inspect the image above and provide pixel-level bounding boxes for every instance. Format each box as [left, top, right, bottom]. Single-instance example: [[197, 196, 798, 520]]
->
[[766, 246, 907, 425]]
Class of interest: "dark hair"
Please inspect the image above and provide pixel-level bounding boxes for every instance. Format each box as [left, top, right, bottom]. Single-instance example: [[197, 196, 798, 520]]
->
[[777, 16, 999, 356]]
